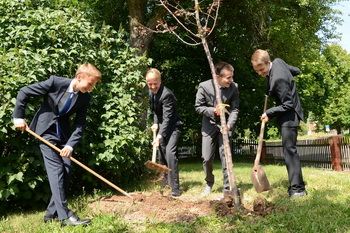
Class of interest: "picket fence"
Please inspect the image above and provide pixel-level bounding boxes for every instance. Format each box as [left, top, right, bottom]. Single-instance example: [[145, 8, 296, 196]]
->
[[232, 136, 350, 172]]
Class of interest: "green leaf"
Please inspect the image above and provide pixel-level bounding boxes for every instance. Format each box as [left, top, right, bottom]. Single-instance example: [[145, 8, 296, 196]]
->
[[7, 172, 24, 184]]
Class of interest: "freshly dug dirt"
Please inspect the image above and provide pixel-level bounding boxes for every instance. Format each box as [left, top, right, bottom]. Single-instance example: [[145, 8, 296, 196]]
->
[[88, 191, 275, 223]]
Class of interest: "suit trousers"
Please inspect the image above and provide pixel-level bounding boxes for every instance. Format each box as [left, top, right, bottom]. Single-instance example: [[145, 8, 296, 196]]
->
[[281, 126, 305, 192], [201, 129, 230, 191], [158, 127, 180, 191], [39, 129, 73, 220]]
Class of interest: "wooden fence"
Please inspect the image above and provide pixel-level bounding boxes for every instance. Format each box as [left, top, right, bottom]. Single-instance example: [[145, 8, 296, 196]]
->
[[232, 136, 350, 171]]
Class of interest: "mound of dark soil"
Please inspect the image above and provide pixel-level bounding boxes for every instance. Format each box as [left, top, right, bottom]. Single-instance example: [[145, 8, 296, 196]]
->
[[88, 192, 275, 223]]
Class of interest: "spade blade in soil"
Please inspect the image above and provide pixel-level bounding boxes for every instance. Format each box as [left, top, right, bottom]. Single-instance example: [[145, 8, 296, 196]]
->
[[223, 189, 242, 207]]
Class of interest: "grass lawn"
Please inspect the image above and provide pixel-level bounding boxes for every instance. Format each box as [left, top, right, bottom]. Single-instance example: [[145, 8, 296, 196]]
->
[[1, 157, 349, 232]]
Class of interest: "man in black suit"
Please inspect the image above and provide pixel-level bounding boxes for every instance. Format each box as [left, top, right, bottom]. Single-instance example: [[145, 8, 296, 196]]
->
[[13, 63, 101, 226], [251, 49, 307, 199], [146, 68, 182, 197], [195, 62, 239, 196]]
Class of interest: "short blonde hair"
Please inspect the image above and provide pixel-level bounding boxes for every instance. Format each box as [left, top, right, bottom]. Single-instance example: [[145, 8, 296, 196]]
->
[[251, 49, 270, 66], [76, 63, 102, 81], [146, 68, 161, 80]]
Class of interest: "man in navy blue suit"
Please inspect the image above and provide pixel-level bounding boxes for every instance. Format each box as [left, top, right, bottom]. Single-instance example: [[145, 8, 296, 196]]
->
[[13, 63, 101, 226], [251, 49, 307, 199]]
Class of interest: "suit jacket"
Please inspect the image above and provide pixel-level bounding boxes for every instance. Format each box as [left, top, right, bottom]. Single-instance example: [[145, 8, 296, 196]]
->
[[195, 79, 239, 136], [149, 85, 182, 139], [266, 58, 304, 126], [12, 75, 91, 148]]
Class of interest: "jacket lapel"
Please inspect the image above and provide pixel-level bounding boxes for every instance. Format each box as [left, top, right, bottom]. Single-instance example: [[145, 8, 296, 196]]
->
[[155, 85, 164, 109], [266, 63, 274, 95]]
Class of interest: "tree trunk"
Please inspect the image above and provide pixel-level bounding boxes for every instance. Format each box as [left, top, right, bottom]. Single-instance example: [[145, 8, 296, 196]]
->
[[201, 38, 241, 207], [336, 124, 342, 135], [193, 0, 240, 207], [128, 0, 166, 55], [127, 0, 168, 129]]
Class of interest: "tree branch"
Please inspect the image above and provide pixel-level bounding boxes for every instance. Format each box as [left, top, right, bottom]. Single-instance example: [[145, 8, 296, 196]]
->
[[158, 0, 199, 38], [204, 0, 220, 38], [146, 5, 168, 30]]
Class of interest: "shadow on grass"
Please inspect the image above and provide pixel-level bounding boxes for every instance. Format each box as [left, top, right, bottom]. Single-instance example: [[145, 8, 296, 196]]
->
[[0, 207, 45, 220], [179, 157, 257, 194], [180, 181, 204, 192]]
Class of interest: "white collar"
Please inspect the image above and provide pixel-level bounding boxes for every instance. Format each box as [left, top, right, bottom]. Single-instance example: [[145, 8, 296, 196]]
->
[[67, 81, 78, 94]]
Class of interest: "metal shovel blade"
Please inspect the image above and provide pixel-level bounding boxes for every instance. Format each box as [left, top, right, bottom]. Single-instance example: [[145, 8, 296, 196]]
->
[[250, 165, 272, 193], [145, 128, 171, 173], [144, 160, 171, 173]]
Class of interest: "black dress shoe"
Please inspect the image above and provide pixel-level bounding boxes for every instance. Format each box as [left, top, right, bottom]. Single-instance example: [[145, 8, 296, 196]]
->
[[289, 190, 308, 199], [44, 214, 58, 223], [171, 189, 181, 197], [61, 215, 91, 227]]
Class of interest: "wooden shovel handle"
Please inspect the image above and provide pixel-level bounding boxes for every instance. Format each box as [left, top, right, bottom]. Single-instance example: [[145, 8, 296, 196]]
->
[[254, 95, 268, 166], [263, 95, 268, 113], [25, 127, 133, 200], [255, 121, 266, 165], [151, 128, 157, 163]]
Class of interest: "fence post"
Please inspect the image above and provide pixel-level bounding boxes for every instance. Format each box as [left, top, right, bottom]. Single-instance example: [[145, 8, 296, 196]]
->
[[261, 141, 267, 162], [329, 136, 343, 171]]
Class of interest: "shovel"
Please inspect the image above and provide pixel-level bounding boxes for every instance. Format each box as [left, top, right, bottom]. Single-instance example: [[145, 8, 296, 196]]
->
[[251, 95, 272, 193], [25, 127, 133, 200], [144, 128, 171, 173]]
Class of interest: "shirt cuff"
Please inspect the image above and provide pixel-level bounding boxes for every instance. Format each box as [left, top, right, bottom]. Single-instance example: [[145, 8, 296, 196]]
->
[[64, 145, 74, 152], [157, 134, 162, 139], [13, 118, 25, 125]]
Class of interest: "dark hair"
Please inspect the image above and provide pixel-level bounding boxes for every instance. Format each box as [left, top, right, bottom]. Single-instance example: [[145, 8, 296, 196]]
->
[[215, 62, 234, 76]]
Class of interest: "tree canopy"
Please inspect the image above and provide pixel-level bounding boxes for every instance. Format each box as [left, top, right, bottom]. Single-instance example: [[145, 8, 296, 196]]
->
[[146, 0, 342, 139], [299, 44, 350, 133]]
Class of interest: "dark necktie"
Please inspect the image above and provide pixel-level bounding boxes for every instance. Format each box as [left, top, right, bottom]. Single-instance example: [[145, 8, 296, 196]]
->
[[220, 86, 226, 103], [151, 93, 156, 111], [60, 92, 75, 115], [56, 92, 75, 137]]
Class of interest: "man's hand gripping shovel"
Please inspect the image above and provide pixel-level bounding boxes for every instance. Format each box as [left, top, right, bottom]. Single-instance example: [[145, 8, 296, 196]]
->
[[250, 95, 272, 193], [144, 127, 171, 173]]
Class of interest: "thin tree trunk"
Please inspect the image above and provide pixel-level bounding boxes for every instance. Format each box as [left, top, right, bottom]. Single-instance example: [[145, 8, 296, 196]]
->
[[201, 38, 240, 207], [192, 0, 239, 206]]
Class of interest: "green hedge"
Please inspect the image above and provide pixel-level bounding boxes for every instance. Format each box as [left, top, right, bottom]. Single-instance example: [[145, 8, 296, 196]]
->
[[0, 0, 151, 209]]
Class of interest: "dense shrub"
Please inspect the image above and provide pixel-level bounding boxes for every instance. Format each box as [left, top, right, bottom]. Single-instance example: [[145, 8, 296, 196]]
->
[[0, 0, 150, 209]]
